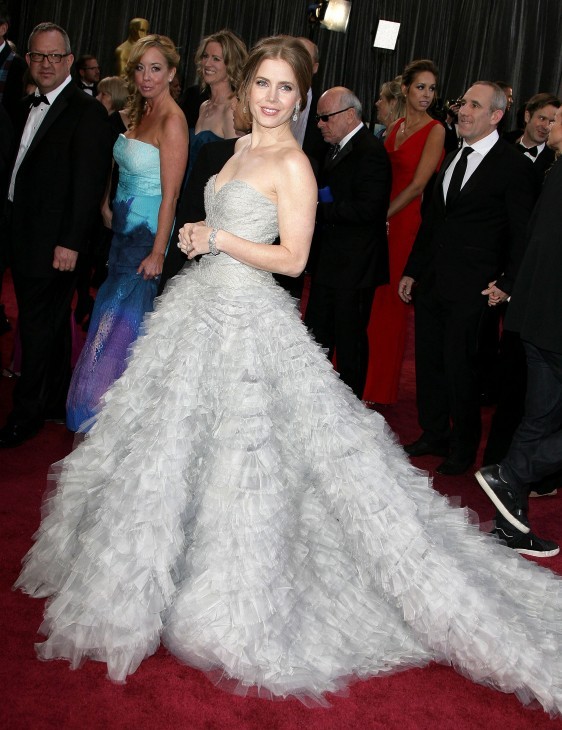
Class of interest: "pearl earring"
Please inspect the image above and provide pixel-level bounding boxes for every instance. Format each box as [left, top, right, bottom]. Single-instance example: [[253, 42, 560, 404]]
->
[[292, 101, 300, 122]]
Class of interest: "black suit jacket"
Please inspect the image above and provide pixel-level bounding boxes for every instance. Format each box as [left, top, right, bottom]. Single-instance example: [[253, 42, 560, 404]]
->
[[312, 125, 391, 290], [404, 139, 538, 301], [302, 81, 328, 179], [0, 45, 26, 123], [8, 81, 113, 277], [505, 156, 562, 354], [532, 145, 556, 180], [507, 136, 556, 182], [159, 137, 237, 294], [76, 79, 98, 98]]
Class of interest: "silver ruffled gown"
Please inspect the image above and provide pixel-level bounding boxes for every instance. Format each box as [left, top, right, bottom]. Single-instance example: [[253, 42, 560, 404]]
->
[[16, 176, 562, 714]]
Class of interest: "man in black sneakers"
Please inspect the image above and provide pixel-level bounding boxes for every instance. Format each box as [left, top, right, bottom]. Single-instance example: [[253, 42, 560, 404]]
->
[[492, 524, 559, 558], [476, 106, 562, 557]]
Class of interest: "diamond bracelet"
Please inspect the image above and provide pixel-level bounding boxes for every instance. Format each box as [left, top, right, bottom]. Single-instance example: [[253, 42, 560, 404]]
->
[[208, 228, 220, 255]]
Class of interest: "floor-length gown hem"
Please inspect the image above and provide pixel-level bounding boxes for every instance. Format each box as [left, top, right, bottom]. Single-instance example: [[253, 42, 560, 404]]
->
[[15, 176, 562, 716]]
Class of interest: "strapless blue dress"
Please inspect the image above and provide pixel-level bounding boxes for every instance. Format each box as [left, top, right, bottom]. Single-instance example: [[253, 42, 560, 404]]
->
[[66, 135, 161, 431]]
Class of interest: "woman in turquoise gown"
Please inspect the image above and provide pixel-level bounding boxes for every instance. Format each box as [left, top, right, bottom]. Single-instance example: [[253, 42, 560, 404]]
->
[[66, 35, 188, 431], [16, 37, 562, 717]]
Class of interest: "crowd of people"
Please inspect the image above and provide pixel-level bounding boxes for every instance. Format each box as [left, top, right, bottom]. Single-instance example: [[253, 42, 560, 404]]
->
[[2, 5, 562, 718]]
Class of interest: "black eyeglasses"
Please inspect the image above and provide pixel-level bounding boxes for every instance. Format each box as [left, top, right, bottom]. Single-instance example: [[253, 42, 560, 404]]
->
[[315, 106, 353, 123], [83, 65, 100, 71], [27, 52, 71, 64]]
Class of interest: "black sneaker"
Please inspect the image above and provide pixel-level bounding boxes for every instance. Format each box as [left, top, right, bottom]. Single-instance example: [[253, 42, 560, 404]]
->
[[493, 525, 560, 558], [475, 464, 530, 534]]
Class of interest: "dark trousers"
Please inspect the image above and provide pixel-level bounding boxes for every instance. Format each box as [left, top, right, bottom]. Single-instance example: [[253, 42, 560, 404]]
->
[[501, 341, 562, 492], [304, 281, 374, 398], [483, 329, 527, 464], [10, 269, 77, 426], [414, 285, 485, 457]]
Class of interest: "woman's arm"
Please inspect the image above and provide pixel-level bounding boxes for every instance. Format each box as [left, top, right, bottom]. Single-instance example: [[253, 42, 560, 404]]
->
[[181, 149, 317, 277], [100, 160, 115, 229], [387, 123, 445, 219], [138, 112, 189, 279]]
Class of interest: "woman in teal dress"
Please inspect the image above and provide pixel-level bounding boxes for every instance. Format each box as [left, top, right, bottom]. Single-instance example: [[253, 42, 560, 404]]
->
[[66, 35, 188, 431]]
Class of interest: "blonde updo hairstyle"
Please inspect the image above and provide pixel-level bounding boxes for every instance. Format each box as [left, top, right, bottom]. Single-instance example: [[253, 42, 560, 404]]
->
[[238, 35, 313, 125], [125, 34, 180, 129], [380, 76, 406, 122]]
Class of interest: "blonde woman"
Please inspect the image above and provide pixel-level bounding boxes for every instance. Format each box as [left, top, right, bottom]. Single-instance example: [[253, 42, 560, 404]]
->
[[66, 35, 188, 431]]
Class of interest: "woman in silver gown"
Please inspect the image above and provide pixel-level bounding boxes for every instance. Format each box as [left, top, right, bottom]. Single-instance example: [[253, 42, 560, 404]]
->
[[15, 37, 562, 716]]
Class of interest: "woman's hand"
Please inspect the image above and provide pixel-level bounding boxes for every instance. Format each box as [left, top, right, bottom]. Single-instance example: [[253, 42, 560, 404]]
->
[[398, 276, 415, 303], [137, 250, 165, 279], [178, 221, 210, 259]]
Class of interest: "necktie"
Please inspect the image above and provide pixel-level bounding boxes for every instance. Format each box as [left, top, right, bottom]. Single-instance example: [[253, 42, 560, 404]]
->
[[330, 143, 341, 160], [446, 147, 473, 206], [517, 142, 538, 158], [31, 94, 50, 107]]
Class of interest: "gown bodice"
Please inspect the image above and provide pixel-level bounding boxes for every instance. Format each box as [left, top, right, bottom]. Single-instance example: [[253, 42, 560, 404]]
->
[[193, 175, 279, 289], [113, 135, 161, 198]]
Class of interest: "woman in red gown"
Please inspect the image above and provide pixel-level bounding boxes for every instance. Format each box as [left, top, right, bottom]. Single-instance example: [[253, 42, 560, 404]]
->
[[363, 60, 445, 405]]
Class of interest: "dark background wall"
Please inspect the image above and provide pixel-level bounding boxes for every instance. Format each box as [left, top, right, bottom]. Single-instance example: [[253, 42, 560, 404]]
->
[[7, 0, 562, 121]]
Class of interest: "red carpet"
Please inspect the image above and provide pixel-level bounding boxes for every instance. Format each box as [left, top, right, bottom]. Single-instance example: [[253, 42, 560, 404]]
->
[[1, 275, 561, 730]]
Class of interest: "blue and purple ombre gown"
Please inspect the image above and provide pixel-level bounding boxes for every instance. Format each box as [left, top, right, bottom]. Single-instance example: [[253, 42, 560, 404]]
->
[[66, 135, 161, 431]]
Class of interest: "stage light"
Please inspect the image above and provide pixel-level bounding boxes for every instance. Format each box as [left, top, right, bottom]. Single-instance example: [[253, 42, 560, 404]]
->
[[372, 20, 401, 50], [308, 1, 351, 33], [321, 0, 351, 32]]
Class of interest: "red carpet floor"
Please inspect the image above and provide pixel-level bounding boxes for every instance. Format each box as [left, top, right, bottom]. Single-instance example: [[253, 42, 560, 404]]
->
[[1, 274, 561, 729]]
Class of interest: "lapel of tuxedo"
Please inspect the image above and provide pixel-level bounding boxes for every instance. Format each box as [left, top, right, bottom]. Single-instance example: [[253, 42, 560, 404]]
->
[[324, 125, 365, 172], [453, 139, 502, 202], [435, 149, 457, 210], [24, 83, 73, 160]]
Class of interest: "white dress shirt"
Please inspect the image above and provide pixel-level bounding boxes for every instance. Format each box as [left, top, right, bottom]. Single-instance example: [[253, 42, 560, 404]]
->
[[442, 129, 499, 200], [338, 121, 364, 152], [9, 75, 73, 201], [517, 137, 546, 162]]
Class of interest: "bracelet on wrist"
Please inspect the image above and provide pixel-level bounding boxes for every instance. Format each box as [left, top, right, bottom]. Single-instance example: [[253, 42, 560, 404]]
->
[[208, 228, 220, 256]]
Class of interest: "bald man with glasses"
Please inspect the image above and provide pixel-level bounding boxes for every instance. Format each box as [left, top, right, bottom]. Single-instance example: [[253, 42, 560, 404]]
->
[[304, 86, 391, 399], [0, 22, 112, 448]]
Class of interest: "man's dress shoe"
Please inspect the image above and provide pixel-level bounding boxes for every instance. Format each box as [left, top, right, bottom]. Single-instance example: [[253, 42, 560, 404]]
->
[[436, 455, 474, 475], [0, 420, 42, 448], [404, 436, 449, 458]]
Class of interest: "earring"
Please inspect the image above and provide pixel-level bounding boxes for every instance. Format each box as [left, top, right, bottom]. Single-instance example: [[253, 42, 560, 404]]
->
[[292, 101, 300, 122], [243, 104, 247, 114]]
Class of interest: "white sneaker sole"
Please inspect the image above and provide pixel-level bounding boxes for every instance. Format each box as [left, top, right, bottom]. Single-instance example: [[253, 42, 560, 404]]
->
[[475, 470, 530, 534], [515, 545, 560, 558]]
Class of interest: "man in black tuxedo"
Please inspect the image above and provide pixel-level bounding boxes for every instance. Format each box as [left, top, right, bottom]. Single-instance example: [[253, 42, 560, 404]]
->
[[480, 92, 560, 464], [0, 4, 27, 122], [0, 22, 112, 447], [400, 81, 538, 475], [476, 108, 562, 557], [305, 86, 391, 398], [74, 54, 100, 97], [510, 92, 559, 178]]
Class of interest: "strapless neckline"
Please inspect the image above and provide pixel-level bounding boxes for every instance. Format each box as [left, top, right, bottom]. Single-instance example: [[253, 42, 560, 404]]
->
[[211, 174, 276, 209], [119, 133, 159, 151]]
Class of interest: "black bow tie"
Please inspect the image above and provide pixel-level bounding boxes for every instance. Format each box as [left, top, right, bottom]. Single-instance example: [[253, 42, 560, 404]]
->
[[517, 142, 538, 157], [31, 94, 50, 107]]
